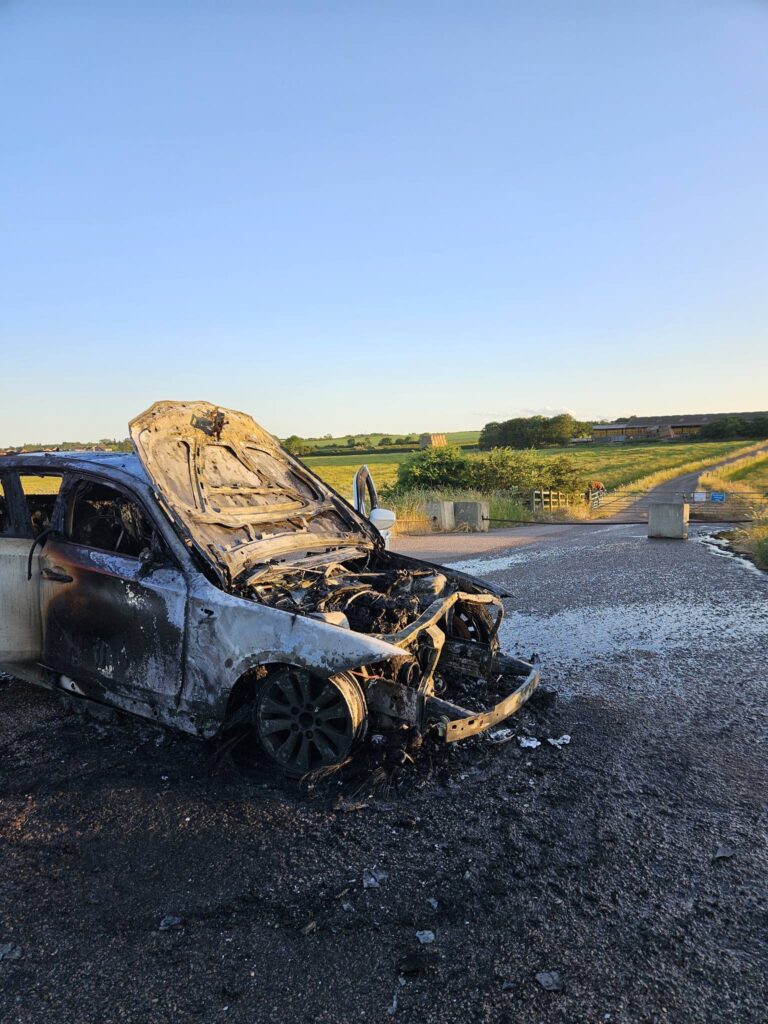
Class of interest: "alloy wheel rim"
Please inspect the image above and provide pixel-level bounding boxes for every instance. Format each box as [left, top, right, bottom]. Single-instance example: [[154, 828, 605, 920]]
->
[[254, 668, 366, 774]]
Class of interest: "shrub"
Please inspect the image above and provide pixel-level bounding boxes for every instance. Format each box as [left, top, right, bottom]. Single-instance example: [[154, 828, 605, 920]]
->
[[471, 448, 534, 491], [397, 446, 587, 495], [471, 449, 584, 494], [546, 454, 585, 493], [396, 446, 473, 489]]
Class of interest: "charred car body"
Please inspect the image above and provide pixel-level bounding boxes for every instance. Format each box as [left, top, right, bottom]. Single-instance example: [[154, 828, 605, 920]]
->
[[0, 402, 540, 775]]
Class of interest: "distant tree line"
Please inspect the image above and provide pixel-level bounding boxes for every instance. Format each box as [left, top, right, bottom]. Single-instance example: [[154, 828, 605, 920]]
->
[[8, 438, 133, 453], [478, 413, 593, 450], [283, 434, 420, 456], [698, 416, 768, 440]]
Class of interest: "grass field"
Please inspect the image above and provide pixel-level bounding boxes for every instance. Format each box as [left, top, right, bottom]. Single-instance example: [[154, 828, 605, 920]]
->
[[304, 439, 756, 499], [303, 452, 407, 496], [705, 451, 768, 491], [17, 474, 64, 494], [694, 449, 768, 570]]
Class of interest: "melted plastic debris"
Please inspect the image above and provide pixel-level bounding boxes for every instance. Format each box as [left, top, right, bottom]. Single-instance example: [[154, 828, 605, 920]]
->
[[547, 734, 571, 748]]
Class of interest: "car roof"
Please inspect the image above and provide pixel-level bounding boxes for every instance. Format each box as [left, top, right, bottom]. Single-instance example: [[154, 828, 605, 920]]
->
[[0, 450, 150, 484]]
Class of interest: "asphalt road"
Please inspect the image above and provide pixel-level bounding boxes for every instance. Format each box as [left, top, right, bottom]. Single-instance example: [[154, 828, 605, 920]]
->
[[1, 522, 767, 1023]]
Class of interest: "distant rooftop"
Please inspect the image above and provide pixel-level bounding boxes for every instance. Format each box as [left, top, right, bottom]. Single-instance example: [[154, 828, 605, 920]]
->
[[593, 411, 768, 429]]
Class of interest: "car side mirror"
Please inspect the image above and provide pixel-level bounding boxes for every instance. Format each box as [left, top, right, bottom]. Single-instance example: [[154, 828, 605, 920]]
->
[[368, 507, 396, 533]]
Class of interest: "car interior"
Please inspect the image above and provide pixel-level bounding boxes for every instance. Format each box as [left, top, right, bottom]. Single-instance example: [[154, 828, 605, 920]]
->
[[67, 481, 154, 558]]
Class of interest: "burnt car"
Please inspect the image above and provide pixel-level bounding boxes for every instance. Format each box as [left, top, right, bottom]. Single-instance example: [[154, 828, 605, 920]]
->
[[0, 402, 540, 775]]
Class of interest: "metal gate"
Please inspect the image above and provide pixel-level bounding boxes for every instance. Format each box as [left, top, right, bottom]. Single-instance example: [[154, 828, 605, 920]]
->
[[590, 489, 767, 524]]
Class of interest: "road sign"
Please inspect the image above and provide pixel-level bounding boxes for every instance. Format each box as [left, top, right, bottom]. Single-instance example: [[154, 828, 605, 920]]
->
[[694, 491, 706, 503], [711, 492, 726, 503]]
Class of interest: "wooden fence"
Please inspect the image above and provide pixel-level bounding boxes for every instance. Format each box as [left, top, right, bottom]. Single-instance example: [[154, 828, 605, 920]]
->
[[530, 489, 576, 511]]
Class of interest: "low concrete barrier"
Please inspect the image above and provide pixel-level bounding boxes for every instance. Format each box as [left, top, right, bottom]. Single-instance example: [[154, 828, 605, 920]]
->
[[425, 501, 455, 531], [648, 502, 689, 539], [453, 500, 489, 533]]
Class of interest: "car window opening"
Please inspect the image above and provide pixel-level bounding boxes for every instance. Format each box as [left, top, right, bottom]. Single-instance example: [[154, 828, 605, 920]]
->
[[68, 481, 154, 558], [19, 474, 63, 537]]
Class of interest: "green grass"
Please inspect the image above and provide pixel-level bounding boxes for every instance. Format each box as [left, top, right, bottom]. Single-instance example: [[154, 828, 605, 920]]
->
[[712, 452, 768, 490], [18, 475, 63, 495], [527, 440, 753, 489], [302, 453, 407, 497], [444, 430, 481, 446], [13, 440, 762, 531], [304, 451, 414, 468], [730, 523, 768, 570], [713, 450, 768, 570]]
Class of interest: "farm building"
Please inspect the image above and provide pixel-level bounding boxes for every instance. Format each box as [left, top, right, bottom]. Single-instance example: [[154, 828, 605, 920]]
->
[[591, 411, 768, 442]]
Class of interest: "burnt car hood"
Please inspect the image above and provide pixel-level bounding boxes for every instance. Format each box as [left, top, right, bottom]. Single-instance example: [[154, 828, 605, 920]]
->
[[130, 401, 376, 588]]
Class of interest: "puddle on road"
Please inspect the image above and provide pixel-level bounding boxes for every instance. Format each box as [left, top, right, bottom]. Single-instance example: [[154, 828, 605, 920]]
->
[[695, 532, 766, 578]]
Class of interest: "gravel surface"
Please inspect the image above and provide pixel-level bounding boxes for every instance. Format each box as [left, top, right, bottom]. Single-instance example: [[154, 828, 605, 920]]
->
[[1, 523, 767, 1023]]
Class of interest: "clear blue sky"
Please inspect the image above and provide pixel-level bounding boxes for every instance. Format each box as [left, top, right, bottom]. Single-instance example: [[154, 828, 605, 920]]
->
[[1, 0, 767, 445]]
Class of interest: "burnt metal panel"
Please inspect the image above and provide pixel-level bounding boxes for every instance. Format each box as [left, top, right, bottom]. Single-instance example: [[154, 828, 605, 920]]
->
[[40, 538, 187, 713], [129, 401, 380, 588]]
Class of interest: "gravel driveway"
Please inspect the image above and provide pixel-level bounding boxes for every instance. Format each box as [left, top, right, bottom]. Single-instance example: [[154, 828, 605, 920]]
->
[[1, 523, 766, 1023]]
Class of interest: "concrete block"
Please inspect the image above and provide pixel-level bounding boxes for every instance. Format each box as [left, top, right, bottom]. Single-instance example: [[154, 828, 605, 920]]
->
[[648, 502, 689, 539], [453, 500, 489, 532], [425, 501, 455, 531]]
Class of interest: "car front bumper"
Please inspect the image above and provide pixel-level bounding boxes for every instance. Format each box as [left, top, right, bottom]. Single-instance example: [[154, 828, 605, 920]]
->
[[429, 655, 542, 742]]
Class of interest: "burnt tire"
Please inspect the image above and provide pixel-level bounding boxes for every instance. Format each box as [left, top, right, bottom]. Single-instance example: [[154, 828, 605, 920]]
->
[[448, 602, 496, 645], [254, 668, 367, 776]]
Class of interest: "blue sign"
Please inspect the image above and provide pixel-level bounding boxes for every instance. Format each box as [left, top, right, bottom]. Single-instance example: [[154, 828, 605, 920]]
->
[[711, 492, 726, 503]]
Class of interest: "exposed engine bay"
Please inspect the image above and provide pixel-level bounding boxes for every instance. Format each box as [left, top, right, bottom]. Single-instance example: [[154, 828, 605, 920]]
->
[[249, 560, 498, 641], [238, 553, 540, 773]]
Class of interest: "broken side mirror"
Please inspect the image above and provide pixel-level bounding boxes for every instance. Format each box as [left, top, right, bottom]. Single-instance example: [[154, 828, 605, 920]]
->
[[138, 534, 165, 578]]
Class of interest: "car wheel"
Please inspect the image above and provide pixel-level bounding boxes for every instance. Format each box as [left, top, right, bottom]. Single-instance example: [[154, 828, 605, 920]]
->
[[254, 667, 367, 776]]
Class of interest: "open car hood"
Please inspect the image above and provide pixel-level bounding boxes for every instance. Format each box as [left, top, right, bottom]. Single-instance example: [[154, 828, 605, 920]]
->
[[130, 401, 376, 588]]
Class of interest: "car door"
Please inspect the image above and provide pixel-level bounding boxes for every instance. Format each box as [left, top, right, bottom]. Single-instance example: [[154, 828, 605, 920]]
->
[[0, 471, 43, 666], [0, 468, 64, 670], [39, 475, 188, 714]]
